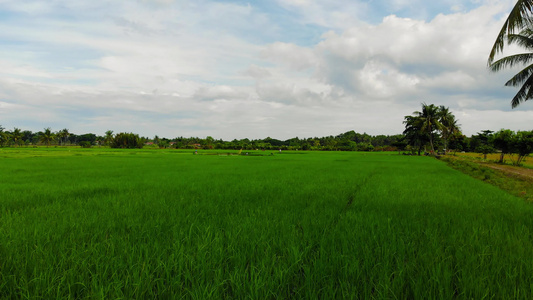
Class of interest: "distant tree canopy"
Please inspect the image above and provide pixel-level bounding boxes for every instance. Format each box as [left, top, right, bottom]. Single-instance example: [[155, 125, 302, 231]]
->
[[482, 129, 533, 166], [110, 132, 144, 149], [0, 125, 405, 151], [0, 123, 530, 162]]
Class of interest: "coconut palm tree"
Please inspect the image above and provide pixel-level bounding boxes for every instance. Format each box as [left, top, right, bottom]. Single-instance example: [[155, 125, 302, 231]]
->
[[104, 130, 114, 146], [404, 103, 454, 155], [438, 106, 460, 153], [489, 1, 533, 108], [0, 125, 9, 147], [417, 103, 443, 154], [40, 127, 55, 147], [403, 114, 426, 155], [57, 128, 70, 146], [11, 127, 22, 147]]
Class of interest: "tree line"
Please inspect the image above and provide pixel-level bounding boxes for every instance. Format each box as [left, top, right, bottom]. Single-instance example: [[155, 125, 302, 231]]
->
[[400, 103, 533, 165], [0, 126, 405, 151], [1, 119, 531, 160]]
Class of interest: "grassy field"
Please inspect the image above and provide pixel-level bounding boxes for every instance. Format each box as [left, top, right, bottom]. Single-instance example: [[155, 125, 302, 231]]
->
[[455, 152, 533, 168], [1, 148, 533, 298]]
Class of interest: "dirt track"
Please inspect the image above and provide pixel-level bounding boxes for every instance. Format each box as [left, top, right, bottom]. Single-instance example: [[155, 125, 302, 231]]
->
[[479, 162, 533, 182]]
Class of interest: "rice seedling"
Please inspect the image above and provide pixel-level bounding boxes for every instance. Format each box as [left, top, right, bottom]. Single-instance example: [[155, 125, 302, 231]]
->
[[1, 149, 532, 298]]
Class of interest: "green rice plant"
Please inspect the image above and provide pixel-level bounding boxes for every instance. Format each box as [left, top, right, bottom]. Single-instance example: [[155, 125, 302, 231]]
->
[[0, 149, 532, 298]]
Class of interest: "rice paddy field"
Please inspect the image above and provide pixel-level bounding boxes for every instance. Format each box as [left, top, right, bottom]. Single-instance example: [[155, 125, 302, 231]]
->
[[1, 148, 533, 299]]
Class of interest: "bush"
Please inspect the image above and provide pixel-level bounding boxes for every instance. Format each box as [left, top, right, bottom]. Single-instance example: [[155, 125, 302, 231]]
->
[[79, 141, 92, 148], [357, 143, 374, 152], [110, 133, 144, 149]]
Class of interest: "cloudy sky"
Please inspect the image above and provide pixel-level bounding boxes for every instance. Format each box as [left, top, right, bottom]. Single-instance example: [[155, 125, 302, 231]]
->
[[0, 0, 531, 140]]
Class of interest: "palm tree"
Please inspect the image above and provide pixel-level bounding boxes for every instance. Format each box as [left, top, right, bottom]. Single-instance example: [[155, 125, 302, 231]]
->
[[438, 106, 460, 153], [403, 114, 426, 155], [0, 125, 9, 147], [57, 128, 70, 146], [11, 127, 22, 147], [403, 103, 457, 155], [40, 127, 55, 147], [416, 103, 442, 154], [104, 130, 114, 146], [489, 1, 533, 108]]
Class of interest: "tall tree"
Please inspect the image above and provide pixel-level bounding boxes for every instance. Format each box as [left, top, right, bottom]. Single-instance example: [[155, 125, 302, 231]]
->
[[104, 130, 114, 146], [0, 125, 9, 147], [512, 130, 533, 165], [404, 104, 460, 155], [417, 103, 443, 154], [403, 115, 426, 155], [57, 128, 70, 146], [438, 106, 460, 153], [473, 130, 495, 160], [110, 132, 144, 149], [40, 127, 55, 147], [11, 127, 22, 147], [493, 129, 515, 163]]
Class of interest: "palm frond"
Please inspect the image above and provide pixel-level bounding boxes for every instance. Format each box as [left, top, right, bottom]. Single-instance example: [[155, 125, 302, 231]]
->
[[504, 63, 533, 86], [488, 0, 533, 64], [507, 32, 533, 50], [490, 53, 533, 72], [509, 72, 533, 107]]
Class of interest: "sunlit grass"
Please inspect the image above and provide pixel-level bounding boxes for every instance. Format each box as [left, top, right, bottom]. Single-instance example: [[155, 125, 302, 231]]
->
[[456, 151, 533, 168], [1, 149, 532, 298]]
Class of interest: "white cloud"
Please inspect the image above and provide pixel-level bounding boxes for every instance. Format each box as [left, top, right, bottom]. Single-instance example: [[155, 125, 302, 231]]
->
[[0, 0, 531, 140], [242, 65, 271, 79], [261, 42, 318, 71]]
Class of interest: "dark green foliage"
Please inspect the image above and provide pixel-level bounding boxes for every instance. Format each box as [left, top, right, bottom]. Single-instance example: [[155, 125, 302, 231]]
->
[[471, 130, 495, 159], [79, 141, 92, 148], [77, 133, 97, 144], [494, 129, 516, 163], [39, 127, 55, 147], [513, 130, 533, 165], [470, 129, 533, 166], [110, 132, 144, 149], [356, 142, 374, 151], [403, 103, 459, 155], [476, 144, 495, 160], [0, 125, 10, 147]]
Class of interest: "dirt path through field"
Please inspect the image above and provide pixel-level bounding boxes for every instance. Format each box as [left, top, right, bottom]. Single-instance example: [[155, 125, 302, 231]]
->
[[479, 162, 533, 182]]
